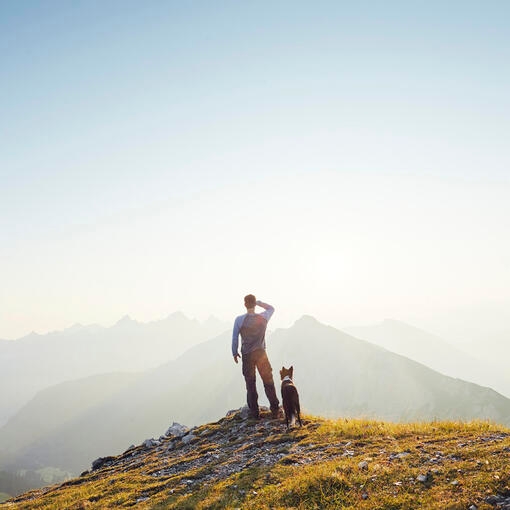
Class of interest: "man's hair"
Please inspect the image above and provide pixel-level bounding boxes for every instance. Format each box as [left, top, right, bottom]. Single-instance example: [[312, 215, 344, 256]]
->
[[244, 294, 256, 308]]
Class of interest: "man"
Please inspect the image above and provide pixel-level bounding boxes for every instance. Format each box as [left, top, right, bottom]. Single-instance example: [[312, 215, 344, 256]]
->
[[232, 294, 280, 420]]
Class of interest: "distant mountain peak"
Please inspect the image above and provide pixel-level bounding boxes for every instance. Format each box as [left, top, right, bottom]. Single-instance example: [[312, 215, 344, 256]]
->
[[114, 315, 136, 326], [293, 315, 321, 326], [66, 323, 84, 331], [166, 311, 188, 320]]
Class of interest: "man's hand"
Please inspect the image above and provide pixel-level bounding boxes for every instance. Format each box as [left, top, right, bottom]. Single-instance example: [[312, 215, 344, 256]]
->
[[233, 354, 241, 364]]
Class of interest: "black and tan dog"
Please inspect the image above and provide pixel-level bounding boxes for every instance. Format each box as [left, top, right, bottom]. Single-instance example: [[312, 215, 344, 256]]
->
[[280, 366, 302, 428]]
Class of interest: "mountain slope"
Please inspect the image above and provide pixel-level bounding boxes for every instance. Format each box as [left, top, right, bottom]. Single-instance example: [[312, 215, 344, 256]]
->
[[269, 317, 510, 423], [344, 319, 510, 398], [2, 409, 509, 509], [0, 313, 228, 425], [2, 316, 510, 480]]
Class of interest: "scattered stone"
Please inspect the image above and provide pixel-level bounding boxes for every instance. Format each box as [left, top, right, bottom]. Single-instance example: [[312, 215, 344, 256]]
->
[[450, 480, 459, 486], [142, 438, 160, 449], [165, 422, 189, 438], [124, 445, 136, 453], [181, 433, 196, 445], [468, 505, 478, 510], [358, 461, 369, 470], [240, 407, 251, 420], [91, 456, 116, 471], [136, 496, 149, 503], [485, 493, 510, 507], [361, 492, 368, 500], [416, 472, 432, 484], [389, 451, 411, 460]]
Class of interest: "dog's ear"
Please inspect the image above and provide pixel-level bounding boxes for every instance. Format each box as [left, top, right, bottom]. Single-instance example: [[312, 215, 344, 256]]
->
[[289, 366, 294, 376]]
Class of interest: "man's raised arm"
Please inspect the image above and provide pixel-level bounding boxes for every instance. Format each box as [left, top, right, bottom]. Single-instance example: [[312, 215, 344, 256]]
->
[[256, 300, 275, 322]]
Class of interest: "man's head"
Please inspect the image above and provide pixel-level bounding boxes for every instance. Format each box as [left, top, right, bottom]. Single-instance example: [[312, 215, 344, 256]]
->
[[244, 294, 256, 309]]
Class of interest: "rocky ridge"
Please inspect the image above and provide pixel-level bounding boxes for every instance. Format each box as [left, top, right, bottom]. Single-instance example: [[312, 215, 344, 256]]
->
[[2, 408, 510, 509]]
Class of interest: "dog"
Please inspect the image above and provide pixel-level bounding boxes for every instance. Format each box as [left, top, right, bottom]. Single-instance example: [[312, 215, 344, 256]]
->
[[280, 366, 302, 428]]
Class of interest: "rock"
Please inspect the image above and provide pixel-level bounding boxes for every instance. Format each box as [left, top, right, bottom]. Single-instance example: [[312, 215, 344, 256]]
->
[[142, 438, 160, 449], [416, 472, 432, 484], [468, 506, 477, 510], [136, 496, 149, 503], [396, 452, 410, 459], [358, 461, 369, 470], [240, 407, 251, 420], [226, 406, 253, 419], [450, 480, 459, 486], [362, 492, 368, 500], [165, 422, 189, 438], [124, 445, 136, 454], [91, 456, 115, 471], [181, 433, 196, 445]]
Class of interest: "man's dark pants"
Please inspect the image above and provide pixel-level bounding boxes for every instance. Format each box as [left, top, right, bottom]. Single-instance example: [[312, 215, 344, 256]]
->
[[242, 348, 279, 418]]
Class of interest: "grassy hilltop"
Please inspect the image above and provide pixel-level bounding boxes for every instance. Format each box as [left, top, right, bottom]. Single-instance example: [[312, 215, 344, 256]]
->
[[2, 409, 509, 509]]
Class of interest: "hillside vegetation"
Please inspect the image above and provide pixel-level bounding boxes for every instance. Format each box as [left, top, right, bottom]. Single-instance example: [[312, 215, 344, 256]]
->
[[3, 409, 509, 509]]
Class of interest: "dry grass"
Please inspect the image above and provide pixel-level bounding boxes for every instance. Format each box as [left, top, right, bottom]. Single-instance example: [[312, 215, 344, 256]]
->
[[2, 415, 509, 509]]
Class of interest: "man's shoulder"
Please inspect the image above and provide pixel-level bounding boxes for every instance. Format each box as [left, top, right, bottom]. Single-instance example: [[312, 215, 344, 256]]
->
[[235, 313, 247, 323], [251, 313, 268, 325]]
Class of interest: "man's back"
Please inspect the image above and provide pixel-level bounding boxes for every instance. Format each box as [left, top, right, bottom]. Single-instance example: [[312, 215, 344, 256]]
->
[[239, 313, 268, 353], [232, 300, 274, 356]]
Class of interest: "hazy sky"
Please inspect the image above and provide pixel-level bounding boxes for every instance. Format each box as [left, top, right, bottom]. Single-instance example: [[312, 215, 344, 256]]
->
[[1, 1, 509, 347]]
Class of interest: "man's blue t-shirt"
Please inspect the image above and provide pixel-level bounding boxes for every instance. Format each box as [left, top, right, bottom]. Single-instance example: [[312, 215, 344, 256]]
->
[[232, 301, 274, 356]]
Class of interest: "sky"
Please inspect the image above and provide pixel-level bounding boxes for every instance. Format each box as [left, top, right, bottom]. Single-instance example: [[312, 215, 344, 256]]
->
[[1, 1, 509, 352]]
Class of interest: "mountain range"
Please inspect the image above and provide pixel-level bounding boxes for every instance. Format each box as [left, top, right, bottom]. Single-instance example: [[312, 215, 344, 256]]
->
[[0, 313, 228, 426], [1, 315, 509, 489]]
